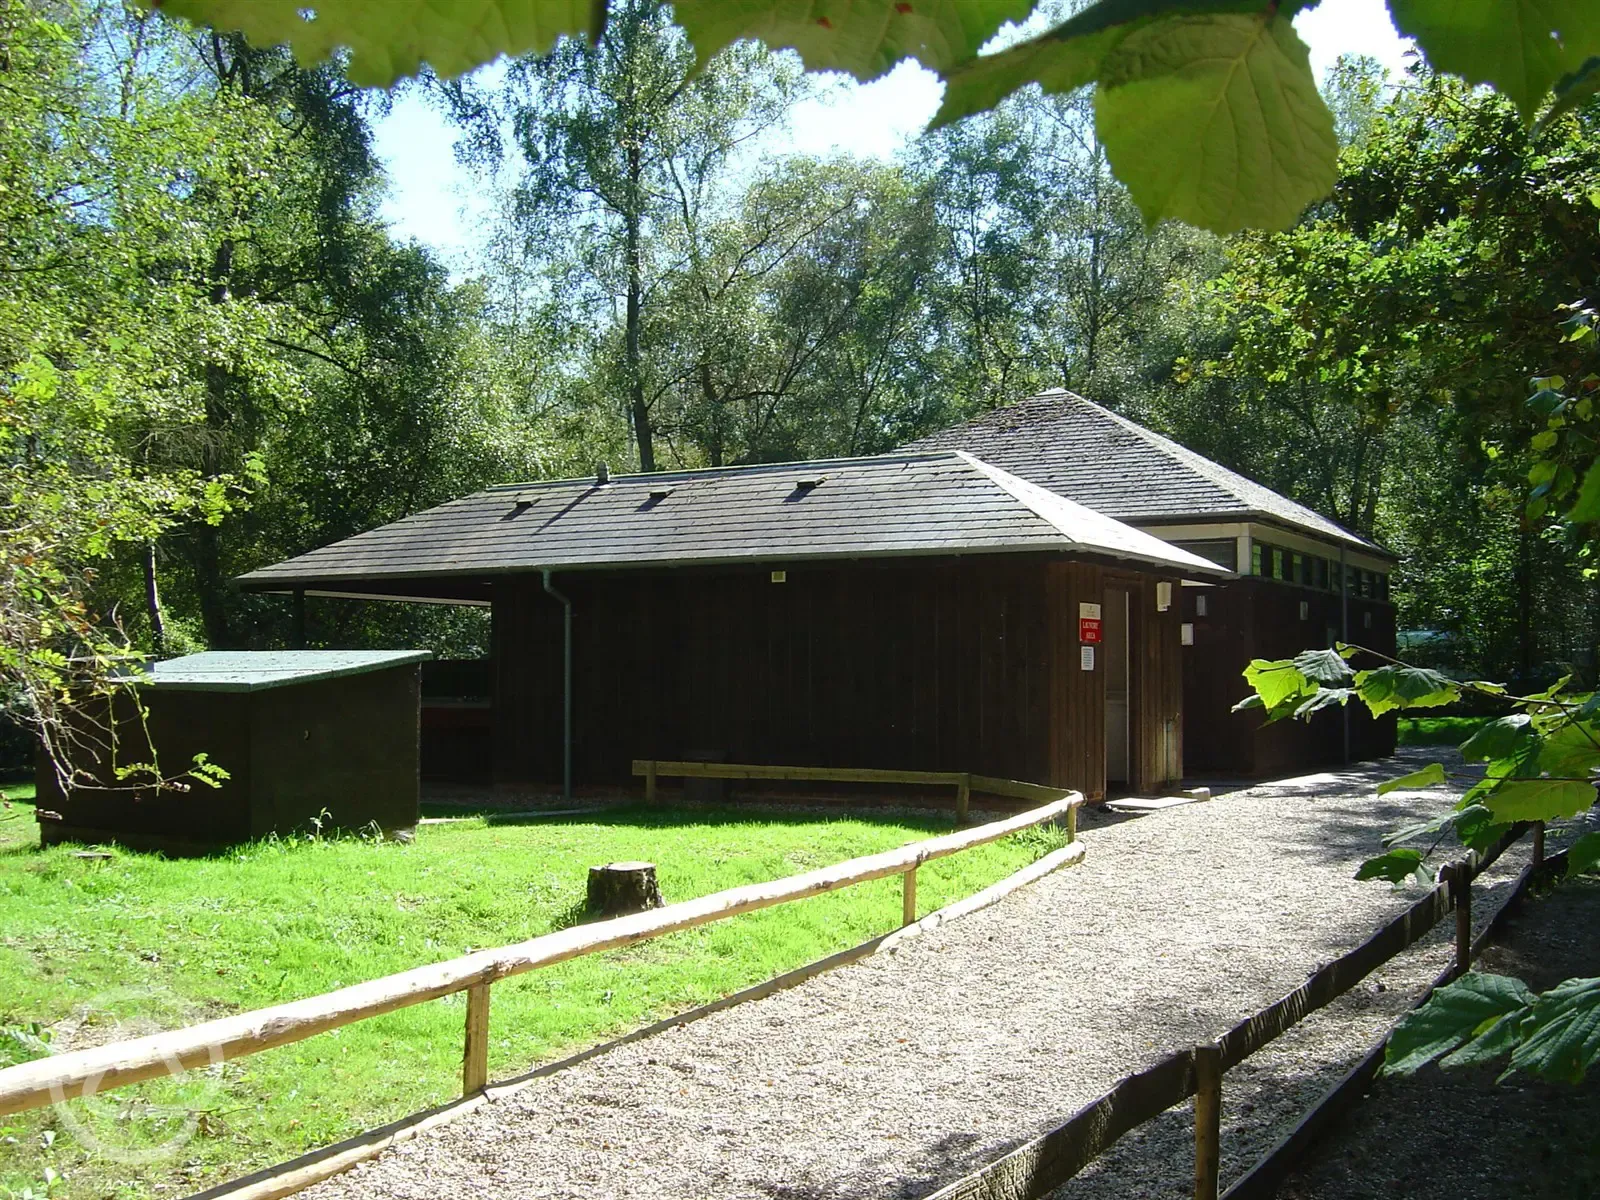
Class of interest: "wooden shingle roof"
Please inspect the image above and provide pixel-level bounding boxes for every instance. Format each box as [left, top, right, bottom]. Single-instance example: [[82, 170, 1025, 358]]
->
[[237, 451, 1228, 599], [903, 390, 1392, 557]]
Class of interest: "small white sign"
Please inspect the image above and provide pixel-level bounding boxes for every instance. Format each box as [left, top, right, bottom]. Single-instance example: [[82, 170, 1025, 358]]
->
[[1196, 594, 1208, 617], [1181, 622, 1195, 646], [1079, 602, 1101, 620], [1156, 581, 1172, 612], [1080, 645, 1095, 671]]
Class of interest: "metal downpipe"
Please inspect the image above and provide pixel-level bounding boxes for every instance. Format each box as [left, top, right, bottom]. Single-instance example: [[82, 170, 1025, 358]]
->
[[542, 570, 573, 802], [1340, 547, 1351, 764]]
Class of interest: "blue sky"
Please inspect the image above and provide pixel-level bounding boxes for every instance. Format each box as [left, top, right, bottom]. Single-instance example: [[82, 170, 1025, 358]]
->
[[372, 0, 1413, 264]]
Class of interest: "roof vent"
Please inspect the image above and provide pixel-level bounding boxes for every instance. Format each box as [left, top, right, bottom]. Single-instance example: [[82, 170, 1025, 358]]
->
[[794, 476, 826, 491], [649, 488, 672, 501], [596, 462, 610, 485]]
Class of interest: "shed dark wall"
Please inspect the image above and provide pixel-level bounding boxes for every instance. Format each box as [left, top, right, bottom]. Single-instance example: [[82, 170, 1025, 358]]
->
[[1181, 578, 1397, 777], [37, 665, 420, 852], [491, 557, 1187, 800]]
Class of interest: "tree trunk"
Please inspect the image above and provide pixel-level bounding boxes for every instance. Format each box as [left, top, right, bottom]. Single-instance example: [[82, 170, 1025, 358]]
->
[[1517, 521, 1534, 676], [625, 147, 653, 472], [586, 861, 664, 917], [142, 542, 166, 657]]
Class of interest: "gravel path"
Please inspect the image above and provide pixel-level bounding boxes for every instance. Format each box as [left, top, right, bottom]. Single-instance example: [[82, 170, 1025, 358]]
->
[[305, 751, 1491, 1200]]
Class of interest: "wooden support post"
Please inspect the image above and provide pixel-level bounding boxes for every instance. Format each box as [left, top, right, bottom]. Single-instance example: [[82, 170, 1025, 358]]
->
[[902, 866, 918, 926], [955, 778, 970, 824], [1067, 804, 1077, 844], [644, 762, 657, 805], [462, 982, 490, 1097], [1533, 821, 1545, 867], [1449, 864, 1472, 977], [1193, 1042, 1222, 1200]]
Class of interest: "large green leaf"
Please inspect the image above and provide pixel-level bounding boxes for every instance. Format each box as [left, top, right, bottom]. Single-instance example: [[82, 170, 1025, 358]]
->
[[1294, 646, 1353, 684], [676, 0, 1030, 80], [1377, 761, 1447, 797], [1510, 976, 1600, 1084], [1092, 13, 1336, 233], [1458, 714, 1533, 762], [1355, 664, 1459, 716], [1482, 776, 1597, 823], [1531, 721, 1600, 780], [1237, 657, 1316, 721], [1389, 0, 1600, 121], [1355, 846, 1426, 884], [1384, 972, 1536, 1076], [1568, 831, 1600, 875], [932, 0, 1286, 128], [143, 0, 597, 86]]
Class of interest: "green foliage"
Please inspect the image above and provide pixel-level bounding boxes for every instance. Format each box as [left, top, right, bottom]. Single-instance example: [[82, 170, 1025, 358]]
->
[[1387, 972, 1600, 1085], [142, 0, 1600, 237], [1385, 972, 1538, 1075], [1570, 831, 1600, 875]]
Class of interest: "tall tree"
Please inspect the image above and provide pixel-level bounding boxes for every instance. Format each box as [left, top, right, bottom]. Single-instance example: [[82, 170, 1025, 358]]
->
[[504, 0, 802, 470]]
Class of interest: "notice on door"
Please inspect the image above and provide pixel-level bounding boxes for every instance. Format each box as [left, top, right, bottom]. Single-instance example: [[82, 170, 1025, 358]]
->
[[1081, 601, 1107, 649], [1080, 645, 1095, 671]]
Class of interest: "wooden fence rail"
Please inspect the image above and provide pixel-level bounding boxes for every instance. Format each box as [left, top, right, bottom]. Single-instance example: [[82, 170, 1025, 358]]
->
[[633, 760, 1080, 832], [926, 826, 1526, 1200], [0, 789, 1082, 1119]]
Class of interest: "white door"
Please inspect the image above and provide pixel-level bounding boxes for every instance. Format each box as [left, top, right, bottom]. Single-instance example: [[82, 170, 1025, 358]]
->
[[1105, 587, 1131, 786]]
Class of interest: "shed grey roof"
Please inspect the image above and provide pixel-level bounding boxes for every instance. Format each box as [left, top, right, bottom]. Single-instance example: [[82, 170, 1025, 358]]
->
[[238, 451, 1228, 597], [902, 390, 1392, 557], [124, 651, 431, 692]]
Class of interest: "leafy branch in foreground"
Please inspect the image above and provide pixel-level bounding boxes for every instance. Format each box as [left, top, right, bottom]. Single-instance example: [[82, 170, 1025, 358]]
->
[[138, 1, 1600, 236]]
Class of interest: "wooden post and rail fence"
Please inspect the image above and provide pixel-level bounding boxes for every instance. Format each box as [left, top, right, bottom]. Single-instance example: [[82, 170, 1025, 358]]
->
[[633, 759, 1075, 833], [0, 777, 1083, 1121], [927, 823, 1550, 1200]]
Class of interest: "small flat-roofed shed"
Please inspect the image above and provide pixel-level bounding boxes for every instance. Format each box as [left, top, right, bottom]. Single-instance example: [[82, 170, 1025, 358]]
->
[[904, 391, 1400, 776], [36, 650, 428, 854], [240, 451, 1229, 801]]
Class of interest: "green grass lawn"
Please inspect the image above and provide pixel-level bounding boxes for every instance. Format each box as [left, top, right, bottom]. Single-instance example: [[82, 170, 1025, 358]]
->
[[1396, 715, 1485, 746], [0, 787, 1058, 1199]]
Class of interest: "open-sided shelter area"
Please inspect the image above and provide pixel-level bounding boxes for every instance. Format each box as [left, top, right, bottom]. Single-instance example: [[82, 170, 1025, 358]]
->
[[35, 650, 427, 854], [905, 391, 1398, 777], [239, 451, 1229, 802]]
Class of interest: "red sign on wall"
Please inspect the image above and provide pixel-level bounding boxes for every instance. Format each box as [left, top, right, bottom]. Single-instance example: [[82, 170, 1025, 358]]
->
[[1079, 618, 1102, 644]]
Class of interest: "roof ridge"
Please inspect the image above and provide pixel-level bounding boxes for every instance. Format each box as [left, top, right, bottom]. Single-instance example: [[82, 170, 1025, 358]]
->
[[953, 451, 1229, 577], [483, 450, 963, 493]]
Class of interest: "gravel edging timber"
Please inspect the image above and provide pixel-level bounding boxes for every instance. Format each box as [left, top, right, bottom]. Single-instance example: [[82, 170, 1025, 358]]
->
[[300, 751, 1479, 1200]]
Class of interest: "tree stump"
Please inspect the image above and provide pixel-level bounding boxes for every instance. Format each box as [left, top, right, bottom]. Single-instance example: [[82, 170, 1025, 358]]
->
[[586, 861, 664, 917]]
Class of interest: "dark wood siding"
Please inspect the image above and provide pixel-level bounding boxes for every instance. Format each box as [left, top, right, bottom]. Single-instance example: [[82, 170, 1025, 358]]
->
[[488, 554, 1189, 801], [1182, 578, 1397, 778]]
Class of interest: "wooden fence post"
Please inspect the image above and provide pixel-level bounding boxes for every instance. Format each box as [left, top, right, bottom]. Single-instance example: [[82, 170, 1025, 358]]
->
[[955, 778, 970, 824], [1533, 821, 1545, 867], [1193, 1042, 1221, 1200], [902, 867, 918, 926], [1448, 864, 1471, 976], [463, 982, 491, 1096], [644, 762, 657, 805]]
